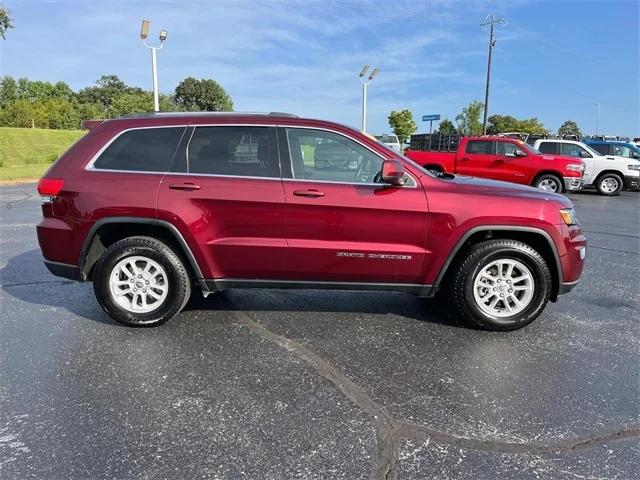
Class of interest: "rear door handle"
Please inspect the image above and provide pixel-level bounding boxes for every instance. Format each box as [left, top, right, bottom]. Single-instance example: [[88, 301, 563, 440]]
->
[[169, 182, 201, 191], [461, 157, 470, 161], [293, 189, 325, 198]]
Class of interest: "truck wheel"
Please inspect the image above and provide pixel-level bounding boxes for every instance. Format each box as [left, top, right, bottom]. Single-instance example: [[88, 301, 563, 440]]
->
[[595, 173, 623, 196], [93, 236, 191, 327], [535, 174, 562, 193], [452, 240, 552, 331]]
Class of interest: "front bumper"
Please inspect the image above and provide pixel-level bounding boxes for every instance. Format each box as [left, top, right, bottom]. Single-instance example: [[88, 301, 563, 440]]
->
[[563, 177, 584, 192], [623, 175, 640, 191]]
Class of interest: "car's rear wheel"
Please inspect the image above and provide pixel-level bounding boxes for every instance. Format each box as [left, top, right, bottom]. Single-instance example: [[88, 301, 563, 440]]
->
[[535, 174, 563, 193], [93, 236, 191, 327], [595, 172, 623, 196], [452, 240, 552, 331]]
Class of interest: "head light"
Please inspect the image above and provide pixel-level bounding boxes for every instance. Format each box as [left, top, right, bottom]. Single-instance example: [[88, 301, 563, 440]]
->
[[560, 208, 578, 226]]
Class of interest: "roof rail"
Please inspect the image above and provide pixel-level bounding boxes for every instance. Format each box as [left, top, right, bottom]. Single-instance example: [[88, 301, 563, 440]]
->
[[120, 111, 298, 119]]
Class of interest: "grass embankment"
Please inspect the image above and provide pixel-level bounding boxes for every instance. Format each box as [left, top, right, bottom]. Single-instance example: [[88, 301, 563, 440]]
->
[[0, 127, 85, 181]]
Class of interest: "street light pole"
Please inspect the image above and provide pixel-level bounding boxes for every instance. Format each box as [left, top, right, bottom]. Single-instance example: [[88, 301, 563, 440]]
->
[[595, 103, 600, 135], [358, 65, 379, 133], [481, 14, 505, 135], [140, 20, 167, 112]]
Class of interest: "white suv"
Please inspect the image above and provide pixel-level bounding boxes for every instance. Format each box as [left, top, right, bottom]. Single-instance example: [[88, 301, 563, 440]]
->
[[533, 139, 640, 195]]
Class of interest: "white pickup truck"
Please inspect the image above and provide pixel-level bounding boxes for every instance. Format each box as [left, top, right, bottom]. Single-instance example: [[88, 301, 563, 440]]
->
[[533, 139, 640, 195]]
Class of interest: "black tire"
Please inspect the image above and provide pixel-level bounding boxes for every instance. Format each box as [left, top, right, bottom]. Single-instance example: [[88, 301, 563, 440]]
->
[[534, 174, 563, 193], [451, 240, 552, 331], [595, 172, 623, 196], [93, 236, 191, 327]]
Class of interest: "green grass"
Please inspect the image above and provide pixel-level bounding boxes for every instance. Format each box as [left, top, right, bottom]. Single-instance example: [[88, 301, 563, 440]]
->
[[0, 127, 85, 181]]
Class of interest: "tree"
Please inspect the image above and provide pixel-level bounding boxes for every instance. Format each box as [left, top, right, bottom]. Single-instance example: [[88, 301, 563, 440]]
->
[[0, 6, 13, 39], [174, 77, 233, 111], [455, 101, 484, 136], [558, 120, 581, 137], [437, 118, 457, 134], [0, 76, 18, 107], [387, 110, 417, 144], [486, 114, 547, 135], [77, 74, 143, 111]]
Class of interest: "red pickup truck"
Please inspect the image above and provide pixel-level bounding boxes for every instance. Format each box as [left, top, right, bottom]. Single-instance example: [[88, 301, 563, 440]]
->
[[405, 135, 584, 193]]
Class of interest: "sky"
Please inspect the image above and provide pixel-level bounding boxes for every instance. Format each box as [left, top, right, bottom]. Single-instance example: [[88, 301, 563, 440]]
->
[[1, 0, 638, 136]]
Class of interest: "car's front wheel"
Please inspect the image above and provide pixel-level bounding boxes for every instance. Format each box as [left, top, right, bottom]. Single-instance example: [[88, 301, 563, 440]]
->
[[93, 236, 191, 327], [534, 174, 563, 193], [595, 172, 623, 196], [452, 240, 552, 331]]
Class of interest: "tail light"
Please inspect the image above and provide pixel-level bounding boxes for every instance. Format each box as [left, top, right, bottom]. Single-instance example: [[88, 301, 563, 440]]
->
[[38, 178, 64, 202]]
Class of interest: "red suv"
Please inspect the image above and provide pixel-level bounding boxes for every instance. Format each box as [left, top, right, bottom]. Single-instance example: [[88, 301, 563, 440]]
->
[[37, 112, 586, 330]]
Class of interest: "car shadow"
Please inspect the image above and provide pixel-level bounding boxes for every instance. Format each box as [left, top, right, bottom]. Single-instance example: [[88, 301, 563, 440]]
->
[[1, 249, 467, 329]]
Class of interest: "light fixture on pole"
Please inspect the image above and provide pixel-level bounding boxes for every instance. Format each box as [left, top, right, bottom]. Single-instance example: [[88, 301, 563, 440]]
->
[[359, 65, 379, 133], [140, 20, 167, 112], [480, 14, 506, 135]]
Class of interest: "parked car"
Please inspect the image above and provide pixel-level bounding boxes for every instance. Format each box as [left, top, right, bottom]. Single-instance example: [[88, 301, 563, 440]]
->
[[37, 112, 586, 331], [375, 134, 401, 152], [631, 137, 640, 146], [585, 140, 640, 160], [406, 134, 585, 193], [533, 139, 640, 195]]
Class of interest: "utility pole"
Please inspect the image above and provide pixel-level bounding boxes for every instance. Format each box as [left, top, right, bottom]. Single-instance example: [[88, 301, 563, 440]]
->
[[481, 14, 506, 135], [595, 103, 600, 135], [358, 65, 379, 133], [140, 20, 168, 112]]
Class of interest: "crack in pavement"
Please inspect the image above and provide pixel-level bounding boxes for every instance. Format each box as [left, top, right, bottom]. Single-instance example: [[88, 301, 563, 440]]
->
[[226, 303, 640, 480], [1, 279, 76, 288]]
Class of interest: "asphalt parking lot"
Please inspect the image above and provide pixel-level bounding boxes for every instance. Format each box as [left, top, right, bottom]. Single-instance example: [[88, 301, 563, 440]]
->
[[1, 183, 638, 479]]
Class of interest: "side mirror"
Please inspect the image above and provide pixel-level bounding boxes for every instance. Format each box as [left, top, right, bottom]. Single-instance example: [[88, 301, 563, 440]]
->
[[513, 149, 527, 157], [632, 152, 640, 159], [580, 150, 592, 158], [380, 159, 405, 186]]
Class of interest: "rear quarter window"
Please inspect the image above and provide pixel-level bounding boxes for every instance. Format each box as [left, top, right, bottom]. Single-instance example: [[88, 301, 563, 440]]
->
[[92, 127, 186, 172], [465, 140, 493, 154], [590, 144, 610, 156]]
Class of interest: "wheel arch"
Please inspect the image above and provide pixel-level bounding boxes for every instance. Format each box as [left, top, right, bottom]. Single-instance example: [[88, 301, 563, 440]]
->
[[594, 169, 624, 182], [79, 217, 204, 286], [433, 226, 563, 301]]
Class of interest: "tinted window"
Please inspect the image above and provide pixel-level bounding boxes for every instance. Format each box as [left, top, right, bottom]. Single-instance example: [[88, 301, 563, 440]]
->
[[286, 128, 384, 183], [496, 142, 519, 156], [537, 142, 557, 154], [561, 143, 590, 158], [187, 126, 279, 178], [466, 140, 493, 154], [590, 144, 610, 155], [93, 127, 185, 172]]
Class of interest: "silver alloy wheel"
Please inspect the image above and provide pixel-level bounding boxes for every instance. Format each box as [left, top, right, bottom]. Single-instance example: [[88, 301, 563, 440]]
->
[[600, 177, 619, 193], [109, 256, 169, 314], [472, 259, 535, 318], [537, 178, 558, 192]]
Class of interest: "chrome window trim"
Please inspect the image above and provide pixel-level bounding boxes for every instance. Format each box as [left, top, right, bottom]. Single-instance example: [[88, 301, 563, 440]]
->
[[84, 123, 417, 187]]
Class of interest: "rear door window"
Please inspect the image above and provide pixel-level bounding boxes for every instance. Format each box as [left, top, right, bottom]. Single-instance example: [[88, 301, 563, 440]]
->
[[465, 140, 493, 154], [187, 126, 280, 178], [537, 142, 558, 154], [93, 127, 186, 172]]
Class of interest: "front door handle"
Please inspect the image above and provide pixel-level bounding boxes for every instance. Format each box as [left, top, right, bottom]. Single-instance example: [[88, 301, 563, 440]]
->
[[293, 189, 325, 198], [169, 182, 201, 191]]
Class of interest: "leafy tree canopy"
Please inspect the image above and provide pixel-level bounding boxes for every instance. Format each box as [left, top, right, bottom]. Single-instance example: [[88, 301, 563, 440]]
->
[[437, 118, 457, 134], [174, 77, 234, 112], [387, 109, 417, 144], [455, 101, 484, 136], [487, 114, 547, 135], [558, 120, 581, 137], [0, 6, 13, 39]]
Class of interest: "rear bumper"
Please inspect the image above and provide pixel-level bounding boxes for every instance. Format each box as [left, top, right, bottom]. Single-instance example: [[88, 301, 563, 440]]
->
[[563, 177, 583, 191], [44, 260, 82, 281], [623, 175, 640, 190]]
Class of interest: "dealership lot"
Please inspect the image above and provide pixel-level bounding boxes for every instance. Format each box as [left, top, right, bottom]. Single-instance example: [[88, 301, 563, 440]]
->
[[1, 183, 638, 479]]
